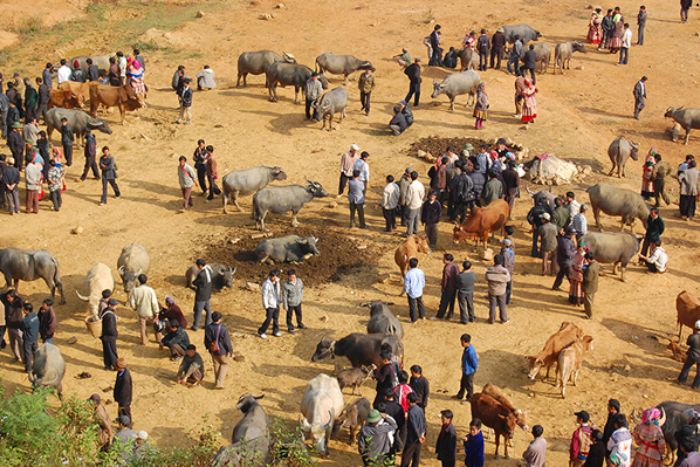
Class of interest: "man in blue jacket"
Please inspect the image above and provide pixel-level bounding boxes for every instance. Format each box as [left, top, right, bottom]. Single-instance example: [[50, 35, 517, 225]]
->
[[455, 334, 478, 402]]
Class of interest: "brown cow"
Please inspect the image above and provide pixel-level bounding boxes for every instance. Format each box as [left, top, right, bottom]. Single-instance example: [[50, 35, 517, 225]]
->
[[394, 235, 431, 279], [89, 84, 142, 124], [676, 290, 700, 341], [331, 397, 371, 444], [452, 199, 509, 249], [470, 392, 517, 459], [556, 335, 594, 398], [527, 322, 583, 381], [58, 81, 90, 107], [49, 89, 82, 109], [482, 383, 528, 431]]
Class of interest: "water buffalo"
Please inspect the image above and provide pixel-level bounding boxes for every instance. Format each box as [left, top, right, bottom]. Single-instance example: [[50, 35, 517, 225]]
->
[[332, 397, 371, 444], [452, 199, 510, 248], [236, 50, 296, 87], [656, 401, 700, 465], [184, 263, 235, 290], [457, 48, 479, 71], [255, 235, 320, 263], [117, 243, 150, 293], [89, 84, 142, 124], [45, 108, 112, 142], [314, 53, 372, 82], [212, 393, 270, 466], [317, 87, 348, 131], [311, 333, 404, 369], [431, 70, 482, 111], [521, 43, 551, 73], [264, 62, 328, 103], [32, 343, 66, 398], [607, 137, 639, 178], [221, 166, 287, 213], [664, 107, 700, 145], [586, 183, 650, 232], [70, 55, 111, 76], [253, 181, 328, 231], [580, 232, 640, 281], [525, 185, 557, 208], [554, 41, 585, 74], [75, 263, 115, 317], [301, 374, 345, 455], [365, 301, 404, 339], [502, 24, 542, 44], [0, 248, 65, 304]]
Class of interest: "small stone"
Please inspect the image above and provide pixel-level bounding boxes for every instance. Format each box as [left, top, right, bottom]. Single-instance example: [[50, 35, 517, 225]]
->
[[320, 315, 329, 322], [357, 245, 368, 250], [576, 65, 584, 71], [71, 226, 84, 235], [67, 336, 78, 344], [227, 238, 241, 245], [528, 392, 535, 398], [328, 200, 338, 208], [258, 13, 274, 20], [274, 2, 285, 8], [623, 364, 632, 372], [195, 10, 205, 18], [245, 282, 260, 291], [233, 354, 246, 362], [417, 149, 427, 159], [249, 0, 259, 5]]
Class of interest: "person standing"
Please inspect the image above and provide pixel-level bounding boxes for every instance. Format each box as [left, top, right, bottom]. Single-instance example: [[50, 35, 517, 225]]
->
[[399, 167, 413, 226], [338, 144, 359, 196], [21, 302, 39, 375], [456, 261, 476, 324], [527, 200, 552, 257], [570, 245, 586, 305], [2, 291, 24, 362], [305, 72, 323, 120], [99, 146, 120, 205], [177, 155, 197, 212], [507, 35, 523, 75], [651, 153, 671, 207], [502, 161, 520, 218], [582, 253, 600, 319], [38, 298, 56, 344], [523, 44, 538, 84], [373, 349, 397, 409], [429, 25, 443, 66], [570, 411, 593, 467], [404, 58, 422, 107], [86, 58, 99, 82], [282, 268, 305, 334], [59, 117, 74, 166], [192, 258, 212, 331], [601, 9, 615, 49], [523, 425, 547, 467], [680, 0, 692, 23], [476, 29, 489, 71], [8, 122, 24, 169], [80, 129, 100, 181], [358, 409, 398, 466], [619, 23, 632, 64], [348, 170, 366, 229], [436, 253, 459, 320], [114, 358, 133, 420], [490, 28, 506, 69], [401, 393, 426, 467], [473, 83, 489, 130], [633, 76, 647, 120], [464, 419, 485, 467], [677, 320, 700, 389], [47, 160, 64, 212], [205, 145, 221, 201], [204, 311, 233, 389], [127, 274, 159, 345], [353, 151, 370, 194], [501, 239, 515, 304], [192, 139, 208, 196], [587, 8, 602, 44], [455, 334, 478, 402], [421, 191, 441, 247], [553, 227, 577, 290], [631, 408, 666, 466], [381, 175, 400, 232], [679, 159, 699, 220], [405, 171, 425, 235], [485, 254, 510, 324], [176, 77, 193, 124], [436, 409, 457, 467], [36, 77, 49, 122], [408, 365, 429, 409], [23, 159, 41, 214], [258, 269, 281, 339], [640, 207, 664, 258], [358, 67, 375, 116], [637, 6, 647, 45], [607, 415, 632, 467], [572, 205, 588, 239], [521, 79, 538, 124], [100, 298, 119, 370], [405, 258, 426, 322]]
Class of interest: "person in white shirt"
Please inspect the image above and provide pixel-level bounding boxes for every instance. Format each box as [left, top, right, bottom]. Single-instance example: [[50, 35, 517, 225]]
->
[[619, 23, 633, 65], [117, 51, 127, 84], [56, 59, 72, 85], [127, 274, 159, 345], [405, 171, 426, 235], [196, 65, 216, 90], [566, 191, 581, 220], [638, 242, 668, 273], [404, 258, 426, 322], [381, 175, 400, 232], [258, 269, 281, 339], [572, 204, 588, 239], [353, 151, 370, 193]]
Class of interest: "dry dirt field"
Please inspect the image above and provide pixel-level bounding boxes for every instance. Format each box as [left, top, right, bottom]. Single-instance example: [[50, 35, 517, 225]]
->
[[1, 0, 699, 465]]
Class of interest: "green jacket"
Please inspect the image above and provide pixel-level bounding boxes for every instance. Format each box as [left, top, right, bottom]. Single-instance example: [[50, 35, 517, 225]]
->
[[552, 206, 570, 230], [25, 86, 38, 108], [644, 216, 664, 243]]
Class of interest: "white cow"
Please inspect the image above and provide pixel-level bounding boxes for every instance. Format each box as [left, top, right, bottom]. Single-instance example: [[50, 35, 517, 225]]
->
[[300, 374, 344, 455], [75, 263, 115, 317]]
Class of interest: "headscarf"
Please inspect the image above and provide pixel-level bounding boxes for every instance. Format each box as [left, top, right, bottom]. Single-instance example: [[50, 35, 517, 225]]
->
[[642, 407, 661, 425]]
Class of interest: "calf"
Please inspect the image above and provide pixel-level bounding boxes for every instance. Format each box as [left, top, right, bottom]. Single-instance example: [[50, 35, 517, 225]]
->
[[317, 87, 348, 131], [676, 290, 700, 341], [482, 383, 528, 431], [336, 365, 374, 395], [470, 392, 517, 459], [394, 235, 431, 279], [527, 322, 583, 381], [332, 397, 371, 444], [556, 335, 594, 398]]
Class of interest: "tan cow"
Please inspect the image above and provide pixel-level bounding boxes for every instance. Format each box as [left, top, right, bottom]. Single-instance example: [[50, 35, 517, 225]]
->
[[49, 89, 82, 109], [394, 235, 431, 279], [58, 81, 91, 107], [89, 84, 142, 124], [482, 383, 529, 431], [527, 322, 584, 381], [556, 335, 594, 398], [676, 290, 700, 341]]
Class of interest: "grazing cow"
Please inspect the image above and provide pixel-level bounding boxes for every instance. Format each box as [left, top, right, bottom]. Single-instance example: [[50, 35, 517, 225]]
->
[[607, 137, 639, 178], [527, 322, 584, 381], [556, 335, 594, 398], [554, 41, 585, 74], [580, 232, 640, 282], [311, 333, 404, 369], [332, 397, 371, 444], [314, 53, 373, 82], [664, 107, 700, 145], [89, 84, 143, 124], [253, 181, 328, 231], [482, 383, 529, 431], [184, 263, 235, 290], [32, 343, 66, 398], [221, 166, 287, 213], [470, 392, 517, 459], [212, 393, 270, 466], [457, 48, 479, 71], [236, 50, 296, 87], [45, 108, 112, 142], [336, 366, 374, 395], [587, 183, 650, 232], [75, 263, 115, 317], [117, 243, 150, 293], [656, 401, 700, 465], [48, 89, 82, 110], [431, 70, 482, 110], [394, 236, 431, 279], [264, 62, 328, 103], [501, 24, 542, 44], [300, 374, 345, 455], [452, 199, 510, 248], [0, 248, 65, 304], [366, 301, 404, 339], [317, 87, 348, 131], [676, 291, 700, 341]]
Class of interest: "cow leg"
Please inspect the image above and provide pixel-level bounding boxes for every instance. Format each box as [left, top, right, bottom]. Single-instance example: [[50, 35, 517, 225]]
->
[[119, 105, 126, 125], [449, 97, 455, 111], [291, 212, 300, 228], [13, 278, 20, 292], [608, 163, 616, 176], [684, 129, 691, 145], [233, 192, 243, 212], [620, 265, 626, 283], [294, 87, 300, 105], [494, 432, 500, 458], [593, 208, 602, 230], [504, 434, 510, 459], [620, 163, 625, 178]]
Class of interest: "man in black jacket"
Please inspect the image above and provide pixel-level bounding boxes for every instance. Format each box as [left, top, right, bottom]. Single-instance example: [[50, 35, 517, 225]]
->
[[404, 58, 422, 107], [100, 298, 119, 370], [490, 28, 506, 69], [114, 358, 133, 422], [477, 29, 490, 71], [401, 393, 426, 467], [456, 260, 476, 323], [60, 117, 73, 166], [429, 25, 443, 66], [81, 130, 100, 180], [1, 290, 24, 361], [7, 122, 24, 169], [552, 227, 576, 291], [523, 44, 538, 84], [177, 78, 193, 124], [408, 365, 430, 409], [160, 320, 190, 360], [379, 389, 405, 451], [677, 320, 700, 389], [526, 200, 552, 257], [192, 258, 212, 331], [204, 311, 233, 389]]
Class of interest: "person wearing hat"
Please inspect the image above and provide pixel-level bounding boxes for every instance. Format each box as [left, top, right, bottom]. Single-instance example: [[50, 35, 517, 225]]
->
[[338, 144, 360, 196], [677, 319, 700, 389], [89, 394, 113, 451], [177, 77, 193, 124], [358, 408, 399, 466], [358, 67, 375, 116], [582, 253, 599, 319], [133, 430, 154, 460], [100, 298, 119, 370], [205, 311, 233, 389], [127, 274, 159, 345], [633, 76, 647, 120], [404, 57, 422, 106], [305, 71, 323, 121], [8, 121, 24, 170], [491, 28, 506, 69], [570, 410, 593, 466], [177, 344, 205, 386], [114, 358, 133, 421], [436, 409, 457, 467], [2, 155, 20, 214], [70, 59, 85, 83], [394, 47, 412, 67], [553, 227, 577, 291], [160, 319, 190, 359], [160, 296, 187, 330]]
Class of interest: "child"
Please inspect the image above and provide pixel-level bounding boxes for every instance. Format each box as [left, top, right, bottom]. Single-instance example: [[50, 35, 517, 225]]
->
[[504, 225, 515, 248], [464, 418, 484, 467], [435, 409, 456, 467], [408, 364, 430, 410], [392, 370, 413, 413], [47, 159, 64, 211]]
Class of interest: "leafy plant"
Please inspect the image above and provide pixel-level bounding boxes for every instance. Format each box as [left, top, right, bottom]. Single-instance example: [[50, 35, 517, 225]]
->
[[269, 419, 315, 466]]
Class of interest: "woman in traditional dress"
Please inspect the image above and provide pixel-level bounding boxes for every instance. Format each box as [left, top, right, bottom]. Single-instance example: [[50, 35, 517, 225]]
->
[[569, 244, 586, 305], [473, 83, 489, 129], [521, 79, 538, 124], [610, 14, 625, 52], [641, 149, 657, 199], [631, 408, 666, 467], [587, 8, 602, 44], [128, 59, 146, 104]]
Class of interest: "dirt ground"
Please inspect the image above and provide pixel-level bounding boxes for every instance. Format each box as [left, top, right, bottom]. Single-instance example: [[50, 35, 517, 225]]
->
[[1, 0, 700, 465]]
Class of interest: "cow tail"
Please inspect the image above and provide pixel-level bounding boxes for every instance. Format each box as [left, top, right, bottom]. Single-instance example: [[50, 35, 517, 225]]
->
[[52, 256, 63, 289]]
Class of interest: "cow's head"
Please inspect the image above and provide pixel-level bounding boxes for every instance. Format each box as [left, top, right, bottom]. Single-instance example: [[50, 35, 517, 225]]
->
[[216, 265, 236, 289], [629, 141, 639, 161], [118, 266, 139, 293], [299, 236, 320, 257], [306, 180, 329, 198], [358, 60, 373, 70], [282, 52, 297, 64], [412, 235, 431, 255], [572, 41, 586, 53], [663, 107, 677, 119], [236, 393, 264, 413], [514, 409, 529, 431], [526, 356, 545, 380], [87, 118, 112, 135], [270, 166, 287, 181], [431, 80, 444, 98], [311, 337, 335, 362], [581, 335, 594, 352]]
